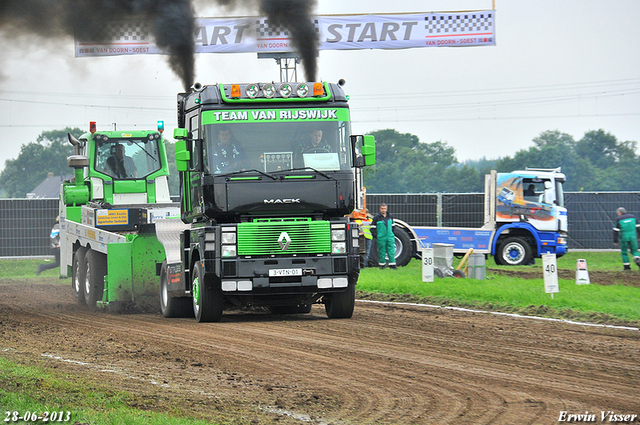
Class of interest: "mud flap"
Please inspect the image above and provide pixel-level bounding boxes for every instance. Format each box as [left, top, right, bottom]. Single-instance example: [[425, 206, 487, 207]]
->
[[102, 234, 166, 312]]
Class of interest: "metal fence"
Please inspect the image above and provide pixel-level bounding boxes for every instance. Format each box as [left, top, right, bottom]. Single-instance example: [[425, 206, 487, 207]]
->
[[0, 199, 59, 257], [368, 192, 640, 250], [1, 193, 639, 257]]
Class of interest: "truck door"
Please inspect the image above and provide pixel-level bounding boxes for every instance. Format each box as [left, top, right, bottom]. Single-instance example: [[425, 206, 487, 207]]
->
[[183, 114, 205, 221]]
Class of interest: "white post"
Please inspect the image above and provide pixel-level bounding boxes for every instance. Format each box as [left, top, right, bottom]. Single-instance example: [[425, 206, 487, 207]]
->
[[575, 259, 590, 285], [542, 253, 559, 299], [422, 248, 434, 283]]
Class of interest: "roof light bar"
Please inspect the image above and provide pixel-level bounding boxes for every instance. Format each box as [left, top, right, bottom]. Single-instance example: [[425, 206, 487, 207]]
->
[[263, 83, 276, 99], [296, 83, 309, 98], [246, 83, 259, 99], [219, 82, 330, 102], [279, 83, 293, 98], [313, 82, 324, 97]]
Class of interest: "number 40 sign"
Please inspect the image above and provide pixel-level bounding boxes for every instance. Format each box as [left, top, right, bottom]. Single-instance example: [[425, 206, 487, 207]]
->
[[542, 254, 559, 298]]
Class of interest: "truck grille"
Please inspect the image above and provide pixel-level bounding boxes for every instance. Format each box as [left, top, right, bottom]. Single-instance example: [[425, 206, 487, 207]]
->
[[237, 218, 330, 255]]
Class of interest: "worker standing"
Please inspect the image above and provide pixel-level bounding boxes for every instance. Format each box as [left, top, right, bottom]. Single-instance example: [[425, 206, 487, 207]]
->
[[372, 203, 396, 269], [355, 216, 373, 268], [613, 207, 640, 271]]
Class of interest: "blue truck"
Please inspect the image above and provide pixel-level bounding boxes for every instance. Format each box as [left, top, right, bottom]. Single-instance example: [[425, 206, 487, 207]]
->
[[392, 168, 568, 266]]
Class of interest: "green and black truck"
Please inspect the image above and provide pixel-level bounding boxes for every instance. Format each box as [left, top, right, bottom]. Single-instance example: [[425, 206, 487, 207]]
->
[[59, 80, 376, 322]]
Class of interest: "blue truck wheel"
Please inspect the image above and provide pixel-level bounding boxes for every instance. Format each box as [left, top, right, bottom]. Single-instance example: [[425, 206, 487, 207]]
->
[[497, 237, 532, 266]]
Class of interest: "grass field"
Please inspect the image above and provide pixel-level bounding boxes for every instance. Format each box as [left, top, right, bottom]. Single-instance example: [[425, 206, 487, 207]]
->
[[357, 251, 640, 326], [0, 358, 219, 425]]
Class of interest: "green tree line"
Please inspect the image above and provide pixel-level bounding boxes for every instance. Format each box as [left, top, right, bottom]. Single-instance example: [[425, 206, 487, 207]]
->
[[0, 129, 80, 198], [364, 128, 639, 193], [0, 127, 636, 197]]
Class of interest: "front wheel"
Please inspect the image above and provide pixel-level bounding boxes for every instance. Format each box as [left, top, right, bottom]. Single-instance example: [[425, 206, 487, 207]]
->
[[192, 261, 223, 322], [325, 275, 356, 319], [497, 237, 532, 266], [160, 261, 193, 318]]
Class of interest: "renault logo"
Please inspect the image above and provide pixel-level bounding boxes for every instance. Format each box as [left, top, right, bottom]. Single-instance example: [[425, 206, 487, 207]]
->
[[278, 232, 291, 250]]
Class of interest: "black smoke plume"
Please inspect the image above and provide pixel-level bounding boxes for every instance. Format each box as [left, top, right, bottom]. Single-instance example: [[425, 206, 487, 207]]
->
[[259, 0, 319, 81], [0, 0, 320, 86], [0, 0, 196, 90], [204, 0, 320, 81]]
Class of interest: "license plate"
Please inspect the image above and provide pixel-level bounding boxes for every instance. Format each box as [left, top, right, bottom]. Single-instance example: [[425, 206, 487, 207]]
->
[[269, 268, 302, 277]]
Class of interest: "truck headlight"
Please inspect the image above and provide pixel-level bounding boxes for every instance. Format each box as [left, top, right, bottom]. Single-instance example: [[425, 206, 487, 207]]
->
[[221, 232, 236, 244], [331, 242, 346, 254], [331, 229, 346, 241], [221, 245, 237, 258]]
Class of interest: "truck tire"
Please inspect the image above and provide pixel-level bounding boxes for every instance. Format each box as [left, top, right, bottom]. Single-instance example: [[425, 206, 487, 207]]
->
[[192, 261, 223, 322], [84, 249, 106, 310], [496, 237, 532, 266], [325, 275, 356, 319], [72, 247, 87, 306], [160, 261, 192, 318], [393, 227, 413, 267], [368, 227, 413, 267]]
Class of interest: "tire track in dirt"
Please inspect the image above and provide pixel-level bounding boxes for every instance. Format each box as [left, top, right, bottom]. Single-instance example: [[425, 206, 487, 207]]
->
[[4, 305, 468, 424], [1, 282, 639, 425]]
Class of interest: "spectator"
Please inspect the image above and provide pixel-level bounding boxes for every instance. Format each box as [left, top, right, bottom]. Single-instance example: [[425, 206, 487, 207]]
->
[[613, 207, 640, 271], [372, 203, 396, 269]]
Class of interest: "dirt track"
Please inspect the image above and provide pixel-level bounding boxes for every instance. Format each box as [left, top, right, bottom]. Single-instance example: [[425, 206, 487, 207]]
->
[[1, 279, 639, 425]]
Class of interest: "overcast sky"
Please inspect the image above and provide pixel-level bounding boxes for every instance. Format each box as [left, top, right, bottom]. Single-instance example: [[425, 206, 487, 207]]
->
[[1, 0, 639, 174]]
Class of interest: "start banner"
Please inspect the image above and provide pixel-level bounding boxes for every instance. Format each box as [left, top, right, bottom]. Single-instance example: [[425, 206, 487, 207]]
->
[[75, 11, 495, 57]]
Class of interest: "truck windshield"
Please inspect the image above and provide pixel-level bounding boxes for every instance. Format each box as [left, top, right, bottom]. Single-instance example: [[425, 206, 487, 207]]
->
[[201, 109, 352, 175], [95, 138, 162, 179]]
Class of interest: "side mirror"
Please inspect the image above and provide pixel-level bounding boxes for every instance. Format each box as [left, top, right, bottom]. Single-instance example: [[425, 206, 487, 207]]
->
[[350, 135, 376, 168], [362, 135, 376, 166], [173, 128, 188, 140], [543, 180, 556, 205], [174, 139, 191, 172]]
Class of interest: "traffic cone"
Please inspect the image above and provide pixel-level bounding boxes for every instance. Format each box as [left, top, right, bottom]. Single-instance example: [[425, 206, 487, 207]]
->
[[575, 259, 590, 285]]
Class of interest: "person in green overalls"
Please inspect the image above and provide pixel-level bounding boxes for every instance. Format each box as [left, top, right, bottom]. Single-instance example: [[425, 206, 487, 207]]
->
[[372, 203, 396, 269], [613, 207, 640, 271]]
